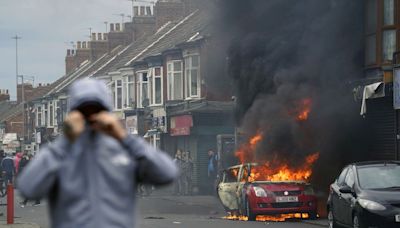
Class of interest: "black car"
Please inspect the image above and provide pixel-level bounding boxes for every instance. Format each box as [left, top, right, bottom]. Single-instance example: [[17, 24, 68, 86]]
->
[[327, 161, 400, 228]]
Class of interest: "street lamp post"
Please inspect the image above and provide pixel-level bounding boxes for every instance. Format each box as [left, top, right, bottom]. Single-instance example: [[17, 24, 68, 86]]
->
[[17, 75, 35, 153]]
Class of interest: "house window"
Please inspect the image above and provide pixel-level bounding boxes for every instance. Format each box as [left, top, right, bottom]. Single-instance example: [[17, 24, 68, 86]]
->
[[184, 55, 200, 98], [44, 103, 48, 127], [383, 29, 396, 61], [148, 67, 163, 106], [115, 79, 123, 110], [167, 60, 183, 100], [136, 71, 148, 108], [384, 0, 394, 26], [49, 102, 54, 127], [365, 0, 377, 65], [126, 75, 135, 108], [37, 106, 42, 127]]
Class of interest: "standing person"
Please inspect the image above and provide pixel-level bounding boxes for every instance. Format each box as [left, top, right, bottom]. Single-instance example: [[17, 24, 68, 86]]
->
[[183, 151, 193, 195], [14, 152, 23, 175], [173, 149, 183, 195], [17, 79, 178, 228], [1, 153, 14, 185], [207, 149, 218, 195]]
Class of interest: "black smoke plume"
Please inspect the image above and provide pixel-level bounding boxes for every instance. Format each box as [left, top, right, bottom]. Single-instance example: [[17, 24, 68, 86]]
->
[[211, 0, 369, 187]]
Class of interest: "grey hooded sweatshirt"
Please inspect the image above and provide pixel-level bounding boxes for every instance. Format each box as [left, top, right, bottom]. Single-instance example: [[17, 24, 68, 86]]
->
[[17, 79, 178, 228]]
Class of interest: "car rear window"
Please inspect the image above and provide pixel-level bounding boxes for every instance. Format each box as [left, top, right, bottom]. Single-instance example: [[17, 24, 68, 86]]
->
[[357, 164, 400, 190]]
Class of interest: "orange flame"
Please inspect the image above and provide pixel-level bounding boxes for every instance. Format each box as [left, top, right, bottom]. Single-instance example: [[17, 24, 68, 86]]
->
[[224, 213, 312, 222], [296, 98, 312, 121], [234, 132, 320, 182]]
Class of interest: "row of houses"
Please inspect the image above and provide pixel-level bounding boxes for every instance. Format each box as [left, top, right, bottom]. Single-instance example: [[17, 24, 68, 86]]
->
[[0, 0, 234, 193]]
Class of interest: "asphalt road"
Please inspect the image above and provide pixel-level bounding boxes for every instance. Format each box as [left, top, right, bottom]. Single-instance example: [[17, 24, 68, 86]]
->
[[0, 192, 328, 228]]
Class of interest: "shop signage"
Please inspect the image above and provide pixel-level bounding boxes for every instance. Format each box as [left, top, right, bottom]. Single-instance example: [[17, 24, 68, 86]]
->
[[170, 115, 193, 136]]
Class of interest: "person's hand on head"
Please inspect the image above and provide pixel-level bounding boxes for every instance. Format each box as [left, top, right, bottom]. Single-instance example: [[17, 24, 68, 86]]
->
[[89, 111, 127, 141], [63, 111, 85, 142]]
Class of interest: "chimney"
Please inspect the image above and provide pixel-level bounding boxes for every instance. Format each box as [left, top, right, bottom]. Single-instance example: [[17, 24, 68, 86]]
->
[[67, 49, 71, 56], [115, 23, 120, 31], [77, 41, 82, 49], [134, 6, 139, 16], [91, 33, 96, 41], [110, 23, 115, 32], [146, 6, 152, 15], [103, 33, 108, 40], [155, 0, 185, 28], [82, 41, 87, 49], [97, 33, 102, 41]]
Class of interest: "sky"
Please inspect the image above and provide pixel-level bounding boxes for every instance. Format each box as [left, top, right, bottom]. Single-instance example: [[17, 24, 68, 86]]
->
[[0, 0, 154, 100]]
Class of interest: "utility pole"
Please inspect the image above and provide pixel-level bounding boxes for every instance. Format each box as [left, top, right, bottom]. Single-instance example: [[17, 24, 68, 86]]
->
[[12, 35, 21, 102]]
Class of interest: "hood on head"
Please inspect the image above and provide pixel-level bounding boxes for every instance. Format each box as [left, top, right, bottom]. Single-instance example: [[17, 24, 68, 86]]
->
[[68, 78, 113, 112]]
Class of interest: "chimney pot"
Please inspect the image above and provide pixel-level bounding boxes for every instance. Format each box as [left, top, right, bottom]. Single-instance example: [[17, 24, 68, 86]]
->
[[77, 41, 82, 49], [39, 83, 42, 87], [134, 6, 139, 16], [97, 33, 102, 40], [67, 49, 71, 56], [71, 49, 75, 55], [103, 33, 108, 40], [115, 23, 120, 31], [110, 23, 115, 32], [6, 89, 8, 94], [91, 33, 96, 41], [82, 41, 87, 49]]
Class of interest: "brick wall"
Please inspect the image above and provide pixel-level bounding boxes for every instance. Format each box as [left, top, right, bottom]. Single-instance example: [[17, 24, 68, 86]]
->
[[126, 16, 156, 40]]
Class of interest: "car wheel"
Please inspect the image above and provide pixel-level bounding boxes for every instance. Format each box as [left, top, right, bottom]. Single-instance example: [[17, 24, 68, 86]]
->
[[245, 199, 257, 221], [353, 214, 366, 228], [327, 208, 339, 228]]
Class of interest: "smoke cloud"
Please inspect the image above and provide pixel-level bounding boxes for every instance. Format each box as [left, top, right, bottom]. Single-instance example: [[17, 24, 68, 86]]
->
[[212, 0, 369, 187]]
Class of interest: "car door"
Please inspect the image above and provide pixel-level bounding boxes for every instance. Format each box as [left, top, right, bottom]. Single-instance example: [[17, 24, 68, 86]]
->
[[341, 168, 357, 226], [218, 167, 240, 211], [331, 167, 348, 224]]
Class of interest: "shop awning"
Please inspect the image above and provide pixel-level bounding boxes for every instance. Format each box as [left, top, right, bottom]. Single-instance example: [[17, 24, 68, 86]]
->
[[360, 82, 385, 115]]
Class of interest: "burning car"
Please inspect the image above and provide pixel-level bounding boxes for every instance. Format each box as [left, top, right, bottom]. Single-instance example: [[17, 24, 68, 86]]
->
[[217, 163, 318, 221]]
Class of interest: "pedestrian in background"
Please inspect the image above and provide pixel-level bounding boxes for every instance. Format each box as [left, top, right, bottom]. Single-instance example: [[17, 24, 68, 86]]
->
[[17, 79, 178, 228], [1, 153, 14, 184], [173, 149, 183, 195], [182, 151, 193, 195], [207, 149, 218, 195]]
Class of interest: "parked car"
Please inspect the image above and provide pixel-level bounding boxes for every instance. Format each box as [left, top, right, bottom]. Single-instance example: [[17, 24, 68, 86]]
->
[[217, 163, 318, 221], [327, 161, 400, 228]]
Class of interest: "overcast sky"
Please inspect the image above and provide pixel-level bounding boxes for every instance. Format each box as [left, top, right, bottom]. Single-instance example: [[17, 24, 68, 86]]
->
[[0, 0, 153, 100]]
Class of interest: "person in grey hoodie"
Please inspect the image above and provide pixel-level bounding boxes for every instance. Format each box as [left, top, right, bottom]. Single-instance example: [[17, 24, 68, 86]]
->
[[17, 79, 178, 228]]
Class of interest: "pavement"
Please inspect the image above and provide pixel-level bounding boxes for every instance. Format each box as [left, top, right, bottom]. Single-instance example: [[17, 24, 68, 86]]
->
[[0, 189, 328, 228]]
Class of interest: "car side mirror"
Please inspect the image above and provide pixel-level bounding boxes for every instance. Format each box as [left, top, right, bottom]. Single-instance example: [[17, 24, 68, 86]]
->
[[339, 185, 355, 195]]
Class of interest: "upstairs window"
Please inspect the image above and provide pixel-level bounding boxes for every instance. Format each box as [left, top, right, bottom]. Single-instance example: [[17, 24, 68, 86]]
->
[[126, 75, 135, 108], [148, 67, 163, 106], [136, 71, 148, 108], [184, 55, 200, 99], [167, 60, 183, 101], [383, 29, 396, 61], [384, 0, 394, 26]]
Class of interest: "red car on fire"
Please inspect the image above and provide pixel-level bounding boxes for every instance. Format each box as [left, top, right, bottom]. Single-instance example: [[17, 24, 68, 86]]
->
[[217, 163, 318, 221]]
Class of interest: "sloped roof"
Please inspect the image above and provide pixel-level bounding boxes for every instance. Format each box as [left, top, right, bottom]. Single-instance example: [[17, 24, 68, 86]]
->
[[94, 10, 210, 76]]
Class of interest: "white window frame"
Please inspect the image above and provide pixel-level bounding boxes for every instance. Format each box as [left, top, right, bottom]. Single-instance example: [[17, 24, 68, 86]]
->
[[125, 75, 135, 109], [148, 67, 163, 106], [115, 79, 123, 110], [43, 103, 48, 127], [184, 55, 201, 99], [136, 70, 149, 108], [36, 105, 42, 127], [167, 60, 183, 101]]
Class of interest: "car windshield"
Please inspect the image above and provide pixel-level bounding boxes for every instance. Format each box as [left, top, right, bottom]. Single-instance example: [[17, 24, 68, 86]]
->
[[357, 164, 400, 190]]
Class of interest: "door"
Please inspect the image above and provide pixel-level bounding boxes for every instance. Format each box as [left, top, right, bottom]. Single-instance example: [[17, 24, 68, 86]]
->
[[218, 167, 240, 211], [341, 168, 356, 226], [331, 167, 348, 224]]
